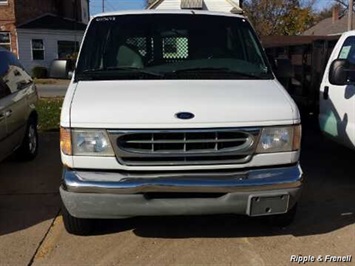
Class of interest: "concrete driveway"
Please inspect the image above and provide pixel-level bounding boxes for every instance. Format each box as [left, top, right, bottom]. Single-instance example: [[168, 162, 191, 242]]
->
[[0, 124, 354, 265]]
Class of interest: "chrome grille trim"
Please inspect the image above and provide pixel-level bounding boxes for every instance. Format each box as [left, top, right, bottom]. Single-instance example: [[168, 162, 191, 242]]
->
[[108, 128, 260, 166]]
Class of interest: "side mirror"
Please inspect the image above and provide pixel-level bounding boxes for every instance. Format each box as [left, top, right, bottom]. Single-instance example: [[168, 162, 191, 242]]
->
[[68, 71, 73, 79], [329, 59, 351, 85], [274, 58, 294, 79]]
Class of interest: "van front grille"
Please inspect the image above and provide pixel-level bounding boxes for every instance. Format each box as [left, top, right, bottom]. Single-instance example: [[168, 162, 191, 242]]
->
[[108, 129, 260, 166]]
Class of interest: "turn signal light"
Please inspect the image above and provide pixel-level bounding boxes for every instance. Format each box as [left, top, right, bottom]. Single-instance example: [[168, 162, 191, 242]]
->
[[292, 125, 302, 151], [60, 127, 72, 155]]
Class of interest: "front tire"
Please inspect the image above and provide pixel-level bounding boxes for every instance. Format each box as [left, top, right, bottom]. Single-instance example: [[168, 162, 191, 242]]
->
[[61, 202, 94, 236], [16, 118, 38, 161]]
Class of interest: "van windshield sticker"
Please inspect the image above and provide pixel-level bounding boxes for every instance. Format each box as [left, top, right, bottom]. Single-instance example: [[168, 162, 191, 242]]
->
[[95, 17, 116, 22], [339, 46, 351, 59]]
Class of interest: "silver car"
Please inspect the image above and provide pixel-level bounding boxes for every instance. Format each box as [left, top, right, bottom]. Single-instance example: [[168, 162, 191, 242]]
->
[[0, 47, 38, 162]]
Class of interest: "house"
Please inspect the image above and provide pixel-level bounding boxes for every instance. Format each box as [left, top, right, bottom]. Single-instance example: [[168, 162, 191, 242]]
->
[[303, 8, 354, 36], [147, 0, 243, 13], [0, 0, 89, 73]]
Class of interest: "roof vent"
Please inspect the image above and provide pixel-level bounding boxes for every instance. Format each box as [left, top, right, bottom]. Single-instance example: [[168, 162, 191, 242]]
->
[[181, 0, 204, 9], [230, 6, 244, 14]]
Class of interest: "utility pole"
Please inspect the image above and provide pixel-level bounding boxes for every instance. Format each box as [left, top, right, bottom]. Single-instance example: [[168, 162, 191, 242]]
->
[[349, 0, 353, 30], [102, 0, 105, 13]]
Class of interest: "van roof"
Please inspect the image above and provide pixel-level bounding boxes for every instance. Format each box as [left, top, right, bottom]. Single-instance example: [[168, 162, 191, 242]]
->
[[92, 9, 245, 20]]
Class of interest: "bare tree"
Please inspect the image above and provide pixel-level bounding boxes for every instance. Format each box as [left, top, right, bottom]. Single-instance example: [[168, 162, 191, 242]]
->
[[315, 3, 343, 22], [243, 0, 317, 36], [334, 0, 351, 8]]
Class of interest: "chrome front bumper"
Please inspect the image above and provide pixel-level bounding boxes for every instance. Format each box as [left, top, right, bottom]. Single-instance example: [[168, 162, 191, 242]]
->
[[60, 164, 303, 219]]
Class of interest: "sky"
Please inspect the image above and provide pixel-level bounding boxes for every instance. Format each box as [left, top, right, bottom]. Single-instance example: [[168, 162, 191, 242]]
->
[[89, 0, 336, 16], [314, 0, 337, 11], [90, 0, 146, 15]]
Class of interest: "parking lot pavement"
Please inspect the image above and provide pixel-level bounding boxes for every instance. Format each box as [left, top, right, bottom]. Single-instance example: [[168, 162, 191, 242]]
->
[[0, 124, 354, 265], [0, 133, 61, 265]]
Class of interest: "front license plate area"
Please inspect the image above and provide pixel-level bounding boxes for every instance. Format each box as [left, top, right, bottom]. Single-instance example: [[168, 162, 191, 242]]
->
[[249, 194, 289, 216]]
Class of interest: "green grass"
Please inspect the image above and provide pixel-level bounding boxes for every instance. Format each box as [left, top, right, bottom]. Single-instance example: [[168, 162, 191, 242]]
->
[[37, 98, 63, 132], [34, 78, 56, 85]]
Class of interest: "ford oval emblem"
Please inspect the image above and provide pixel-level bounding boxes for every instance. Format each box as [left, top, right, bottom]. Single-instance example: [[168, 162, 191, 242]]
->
[[175, 112, 195, 120]]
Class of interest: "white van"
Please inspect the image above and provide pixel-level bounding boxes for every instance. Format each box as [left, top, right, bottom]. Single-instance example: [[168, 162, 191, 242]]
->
[[59, 10, 303, 235], [319, 31, 355, 150]]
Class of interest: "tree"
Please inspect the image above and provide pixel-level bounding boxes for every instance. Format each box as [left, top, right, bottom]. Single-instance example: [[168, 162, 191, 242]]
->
[[334, 0, 352, 9], [315, 3, 343, 23], [243, 0, 316, 36]]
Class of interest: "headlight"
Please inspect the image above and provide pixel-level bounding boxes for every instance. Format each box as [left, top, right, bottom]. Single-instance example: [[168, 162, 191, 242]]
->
[[256, 125, 301, 153], [60, 128, 115, 156], [72, 129, 114, 156]]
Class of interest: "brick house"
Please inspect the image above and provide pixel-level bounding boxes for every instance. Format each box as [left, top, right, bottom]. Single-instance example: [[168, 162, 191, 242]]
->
[[0, 0, 89, 72]]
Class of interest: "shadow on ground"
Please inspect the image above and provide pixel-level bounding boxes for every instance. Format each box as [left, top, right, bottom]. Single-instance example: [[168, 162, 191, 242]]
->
[[0, 133, 61, 236]]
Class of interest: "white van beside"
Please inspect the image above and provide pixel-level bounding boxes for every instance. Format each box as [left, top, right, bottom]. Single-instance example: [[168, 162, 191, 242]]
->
[[319, 31, 355, 150], [59, 10, 303, 235]]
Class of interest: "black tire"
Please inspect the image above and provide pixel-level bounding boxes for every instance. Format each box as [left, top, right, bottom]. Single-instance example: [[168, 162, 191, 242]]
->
[[61, 202, 94, 236], [16, 117, 38, 161], [266, 203, 298, 227]]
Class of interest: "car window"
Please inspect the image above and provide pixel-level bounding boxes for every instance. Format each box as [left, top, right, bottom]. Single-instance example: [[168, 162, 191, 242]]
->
[[76, 14, 273, 80], [338, 36, 355, 63], [0, 51, 32, 93], [0, 51, 11, 99], [0, 81, 11, 99]]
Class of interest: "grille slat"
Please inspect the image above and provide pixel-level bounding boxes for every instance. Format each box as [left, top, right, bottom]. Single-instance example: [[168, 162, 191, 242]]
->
[[108, 129, 259, 166], [121, 155, 252, 166], [183, 132, 187, 152], [125, 138, 247, 144], [118, 148, 252, 155]]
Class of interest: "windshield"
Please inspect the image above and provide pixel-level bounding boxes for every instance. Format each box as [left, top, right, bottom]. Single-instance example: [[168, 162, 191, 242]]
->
[[76, 14, 273, 80]]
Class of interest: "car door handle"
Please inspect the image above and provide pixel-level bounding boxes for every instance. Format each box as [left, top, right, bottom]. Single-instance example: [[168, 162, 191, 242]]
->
[[323, 86, 329, 100]]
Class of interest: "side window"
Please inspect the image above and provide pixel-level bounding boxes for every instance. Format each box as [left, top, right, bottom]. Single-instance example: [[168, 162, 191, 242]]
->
[[337, 37, 355, 83], [0, 52, 31, 94], [0, 81, 11, 99], [32, 39, 45, 60], [338, 36, 355, 64], [0, 52, 11, 99]]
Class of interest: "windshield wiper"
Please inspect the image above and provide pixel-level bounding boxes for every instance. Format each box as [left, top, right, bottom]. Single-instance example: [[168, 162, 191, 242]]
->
[[105, 67, 163, 77], [168, 67, 266, 79], [77, 67, 163, 80]]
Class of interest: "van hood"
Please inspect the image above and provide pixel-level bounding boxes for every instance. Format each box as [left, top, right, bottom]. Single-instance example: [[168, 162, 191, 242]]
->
[[70, 80, 299, 128]]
